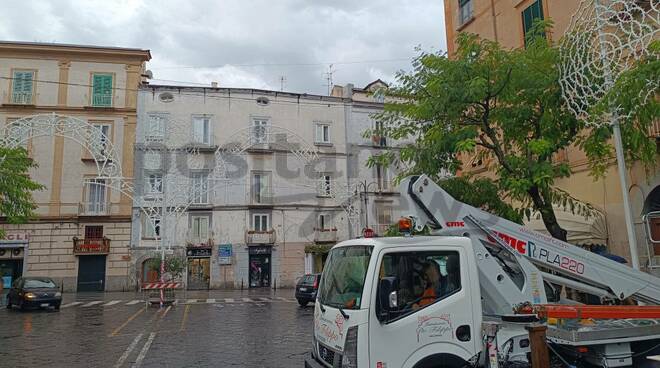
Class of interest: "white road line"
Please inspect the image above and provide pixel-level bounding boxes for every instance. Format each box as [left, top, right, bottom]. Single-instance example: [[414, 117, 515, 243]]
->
[[61, 302, 83, 308], [206, 298, 215, 304], [259, 297, 270, 302], [126, 300, 142, 305], [185, 299, 197, 304], [242, 297, 251, 302], [224, 298, 235, 303], [132, 332, 156, 368], [114, 333, 143, 368], [104, 300, 121, 307], [82, 301, 104, 307]]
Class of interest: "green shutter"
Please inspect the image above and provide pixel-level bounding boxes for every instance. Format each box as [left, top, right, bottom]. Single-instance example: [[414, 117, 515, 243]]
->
[[92, 73, 113, 106], [522, 0, 544, 47], [12, 71, 34, 104]]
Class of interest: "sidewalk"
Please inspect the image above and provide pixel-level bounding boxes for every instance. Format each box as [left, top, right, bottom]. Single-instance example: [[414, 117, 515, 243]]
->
[[59, 288, 296, 303]]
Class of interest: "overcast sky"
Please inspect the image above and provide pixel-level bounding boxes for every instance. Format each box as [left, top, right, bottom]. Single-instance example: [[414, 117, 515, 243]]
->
[[0, 0, 446, 95]]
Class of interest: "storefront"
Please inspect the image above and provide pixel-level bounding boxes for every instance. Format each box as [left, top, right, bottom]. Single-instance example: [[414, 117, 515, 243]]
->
[[187, 247, 211, 290], [0, 233, 28, 289], [248, 245, 271, 288]]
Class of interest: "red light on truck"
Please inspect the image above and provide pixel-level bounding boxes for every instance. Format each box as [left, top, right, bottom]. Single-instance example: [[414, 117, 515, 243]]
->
[[399, 217, 413, 233]]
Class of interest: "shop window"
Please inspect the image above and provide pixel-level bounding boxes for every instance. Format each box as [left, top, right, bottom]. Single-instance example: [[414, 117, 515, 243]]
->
[[376, 251, 461, 323]]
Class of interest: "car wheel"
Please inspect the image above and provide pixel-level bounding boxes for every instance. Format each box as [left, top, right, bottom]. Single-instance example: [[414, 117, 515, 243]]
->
[[298, 299, 308, 307]]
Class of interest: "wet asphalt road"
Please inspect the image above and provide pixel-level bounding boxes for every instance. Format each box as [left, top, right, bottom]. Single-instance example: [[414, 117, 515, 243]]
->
[[0, 290, 313, 368]]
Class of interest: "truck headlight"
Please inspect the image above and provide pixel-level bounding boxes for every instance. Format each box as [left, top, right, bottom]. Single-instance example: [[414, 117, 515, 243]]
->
[[342, 326, 358, 368]]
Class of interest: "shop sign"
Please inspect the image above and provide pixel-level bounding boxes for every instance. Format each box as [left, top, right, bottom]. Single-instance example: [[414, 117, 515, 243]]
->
[[218, 244, 232, 265], [0, 232, 29, 247], [248, 245, 272, 255], [187, 247, 212, 258]]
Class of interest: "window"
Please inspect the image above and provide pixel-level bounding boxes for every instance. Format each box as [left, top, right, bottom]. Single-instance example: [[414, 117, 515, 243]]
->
[[89, 123, 111, 158], [376, 164, 390, 191], [84, 225, 104, 239], [373, 121, 387, 147], [375, 202, 393, 235], [252, 172, 271, 204], [146, 114, 166, 142], [144, 172, 163, 194], [252, 118, 269, 144], [458, 0, 473, 25], [318, 173, 331, 197], [522, 0, 544, 46], [376, 251, 461, 323], [84, 178, 107, 214], [91, 73, 113, 107], [192, 116, 211, 144], [315, 123, 330, 144], [191, 215, 210, 241], [11, 70, 34, 104], [143, 216, 161, 239], [253, 214, 270, 232], [191, 172, 209, 204], [317, 214, 331, 230]]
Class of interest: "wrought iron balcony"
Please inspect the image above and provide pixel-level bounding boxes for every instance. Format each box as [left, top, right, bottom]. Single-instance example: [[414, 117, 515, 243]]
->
[[78, 202, 111, 216], [245, 230, 276, 244], [91, 93, 112, 107], [249, 190, 274, 205], [11, 92, 32, 105], [314, 228, 338, 243], [73, 237, 110, 255]]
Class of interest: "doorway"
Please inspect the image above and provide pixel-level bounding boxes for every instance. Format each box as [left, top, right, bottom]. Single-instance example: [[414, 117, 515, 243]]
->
[[187, 258, 210, 290], [249, 254, 271, 288], [77, 255, 106, 292]]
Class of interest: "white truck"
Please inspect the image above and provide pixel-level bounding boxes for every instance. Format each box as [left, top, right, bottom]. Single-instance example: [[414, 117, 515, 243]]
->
[[305, 175, 660, 368]]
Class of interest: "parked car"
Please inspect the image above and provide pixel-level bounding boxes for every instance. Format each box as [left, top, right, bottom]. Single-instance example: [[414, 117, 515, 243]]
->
[[295, 273, 320, 307], [6, 277, 62, 311]]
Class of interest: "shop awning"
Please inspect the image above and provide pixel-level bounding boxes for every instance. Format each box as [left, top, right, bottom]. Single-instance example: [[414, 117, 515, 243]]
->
[[524, 206, 608, 245]]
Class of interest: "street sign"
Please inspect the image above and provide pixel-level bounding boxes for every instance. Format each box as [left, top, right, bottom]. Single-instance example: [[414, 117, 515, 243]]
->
[[218, 244, 232, 265], [363, 228, 375, 238]]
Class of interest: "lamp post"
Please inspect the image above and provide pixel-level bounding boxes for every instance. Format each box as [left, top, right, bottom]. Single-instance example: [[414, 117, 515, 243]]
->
[[355, 180, 380, 235]]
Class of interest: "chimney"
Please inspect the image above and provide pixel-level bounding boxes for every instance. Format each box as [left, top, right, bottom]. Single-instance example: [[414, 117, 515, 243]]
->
[[344, 83, 354, 98]]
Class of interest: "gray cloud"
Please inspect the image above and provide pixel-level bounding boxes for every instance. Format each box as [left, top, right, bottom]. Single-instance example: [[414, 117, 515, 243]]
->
[[0, 0, 446, 94]]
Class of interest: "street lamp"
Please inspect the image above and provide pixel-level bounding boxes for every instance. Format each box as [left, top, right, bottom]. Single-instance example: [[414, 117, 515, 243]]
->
[[355, 180, 380, 234]]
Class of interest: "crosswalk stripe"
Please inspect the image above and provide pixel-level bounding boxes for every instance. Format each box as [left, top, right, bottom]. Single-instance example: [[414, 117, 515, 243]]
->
[[82, 301, 104, 307], [104, 300, 121, 306], [225, 298, 235, 303], [61, 302, 83, 308], [242, 297, 251, 302], [126, 300, 142, 305], [206, 298, 215, 303]]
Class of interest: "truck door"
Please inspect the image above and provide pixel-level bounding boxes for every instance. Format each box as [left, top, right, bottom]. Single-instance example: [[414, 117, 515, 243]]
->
[[368, 247, 479, 368]]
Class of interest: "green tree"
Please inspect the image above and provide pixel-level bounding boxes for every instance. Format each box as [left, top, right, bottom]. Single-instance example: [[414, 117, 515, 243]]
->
[[369, 26, 657, 241], [0, 146, 45, 238]]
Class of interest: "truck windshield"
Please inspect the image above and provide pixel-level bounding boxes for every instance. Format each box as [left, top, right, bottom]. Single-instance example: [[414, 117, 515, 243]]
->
[[318, 245, 373, 310]]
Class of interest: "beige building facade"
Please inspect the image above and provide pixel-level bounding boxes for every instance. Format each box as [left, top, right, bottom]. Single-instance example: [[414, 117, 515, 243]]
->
[[0, 42, 150, 291], [444, 0, 660, 271]]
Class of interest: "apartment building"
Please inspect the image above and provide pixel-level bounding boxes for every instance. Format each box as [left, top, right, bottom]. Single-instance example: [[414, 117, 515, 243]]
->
[[444, 0, 660, 269], [132, 85, 352, 289], [0, 41, 150, 291]]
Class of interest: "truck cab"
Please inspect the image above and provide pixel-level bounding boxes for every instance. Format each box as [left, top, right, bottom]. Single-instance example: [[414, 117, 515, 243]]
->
[[306, 236, 483, 368]]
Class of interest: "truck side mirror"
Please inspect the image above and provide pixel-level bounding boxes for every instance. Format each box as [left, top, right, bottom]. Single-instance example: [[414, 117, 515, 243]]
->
[[377, 276, 398, 322]]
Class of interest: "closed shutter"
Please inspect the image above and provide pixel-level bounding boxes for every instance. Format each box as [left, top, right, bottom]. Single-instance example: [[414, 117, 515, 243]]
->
[[92, 74, 113, 106], [12, 71, 34, 103]]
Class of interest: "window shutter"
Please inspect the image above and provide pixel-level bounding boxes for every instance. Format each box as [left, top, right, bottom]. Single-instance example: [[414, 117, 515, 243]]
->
[[13, 71, 33, 94], [200, 217, 209, 239]]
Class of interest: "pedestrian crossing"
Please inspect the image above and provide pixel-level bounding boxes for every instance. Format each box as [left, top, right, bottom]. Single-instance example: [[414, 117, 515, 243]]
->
[[59, 296, 298, 309]]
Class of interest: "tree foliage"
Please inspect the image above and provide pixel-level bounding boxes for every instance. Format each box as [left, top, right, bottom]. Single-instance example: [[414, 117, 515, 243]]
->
[[0, 146, 45, 238], [368, 24, 658, 241]]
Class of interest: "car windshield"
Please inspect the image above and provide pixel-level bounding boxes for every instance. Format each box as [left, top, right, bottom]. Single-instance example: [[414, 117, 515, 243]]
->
[[23, 279, 56, 289], [318, 245, 373, 310]]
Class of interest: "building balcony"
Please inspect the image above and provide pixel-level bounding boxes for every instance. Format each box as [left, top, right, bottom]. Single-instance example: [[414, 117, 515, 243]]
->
[[11, 92, 33, 105], [91, 94, 113, 107], [78, 202, 111, 216], [246, 230, 276, 244], [249, 191, 274, 205], [73, 237, 110, 255], [314, 228, 338, 243]]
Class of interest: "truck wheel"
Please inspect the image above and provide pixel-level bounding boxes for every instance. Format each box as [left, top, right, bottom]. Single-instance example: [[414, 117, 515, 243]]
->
[[298, 299, 308, 307]]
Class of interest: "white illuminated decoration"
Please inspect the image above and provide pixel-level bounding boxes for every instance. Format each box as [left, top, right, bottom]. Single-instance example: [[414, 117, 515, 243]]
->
[[559, 0, 659, 126]]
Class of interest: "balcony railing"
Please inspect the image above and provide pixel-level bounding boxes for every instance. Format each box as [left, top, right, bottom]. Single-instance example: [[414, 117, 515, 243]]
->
[[314, 228, 338, 243], [73, 237, 110, 255], [249, 190, 274, 205], [91, 94, 112, 107], [78, 202, 110, 216], [11, 92, 33, 105], [246, 230, 276, 244]]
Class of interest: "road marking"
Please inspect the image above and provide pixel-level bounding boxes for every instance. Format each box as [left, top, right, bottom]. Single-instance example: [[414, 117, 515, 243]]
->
[[276, 297, 288, 301], [206, 298, 215, 304], [82, 301, 104, 307], [256, 303, 264, 306], [179, 304, 191, 332], [104, 300, 121, 307], [224, 298, 235, 303], [185, 299, 197, 304], [110, 308, 145, 337], [161, 305, 172, 319], [242, 297, 251, 302], [259, 297, 271, 302], [61, 302, 83, 308], [114, 333, 143, 368], [126, 300, 142, 305], [132, 332, 156, 368]]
